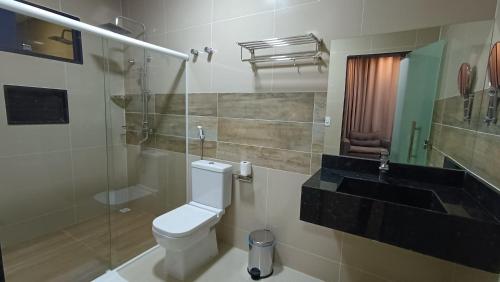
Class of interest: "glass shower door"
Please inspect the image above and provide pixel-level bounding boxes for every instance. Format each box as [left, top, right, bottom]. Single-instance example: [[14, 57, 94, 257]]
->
[[103, 39, 187, 267], [0, 30, 112, 282], [390, 41, 446, 165]]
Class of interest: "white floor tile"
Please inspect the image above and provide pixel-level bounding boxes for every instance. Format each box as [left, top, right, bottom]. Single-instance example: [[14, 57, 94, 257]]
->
[[94, 244, 321, 282]]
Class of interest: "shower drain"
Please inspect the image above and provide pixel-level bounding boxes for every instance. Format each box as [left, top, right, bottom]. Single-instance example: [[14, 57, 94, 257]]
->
[[119, 208, 131, 213]]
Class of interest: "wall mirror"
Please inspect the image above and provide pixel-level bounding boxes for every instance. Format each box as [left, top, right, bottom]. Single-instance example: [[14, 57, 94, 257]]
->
[[324, 19, 500, 189]]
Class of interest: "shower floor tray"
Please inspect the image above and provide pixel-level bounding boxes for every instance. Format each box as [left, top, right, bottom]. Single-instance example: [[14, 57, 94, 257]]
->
[[94, 185, 158, 205]]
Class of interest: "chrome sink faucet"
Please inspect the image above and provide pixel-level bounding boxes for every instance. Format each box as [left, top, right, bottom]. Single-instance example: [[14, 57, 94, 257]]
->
[[379, 151, 390, 173]]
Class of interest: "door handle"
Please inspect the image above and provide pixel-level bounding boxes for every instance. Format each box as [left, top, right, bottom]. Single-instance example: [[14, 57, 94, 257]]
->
[[407, 121, 417, 162]]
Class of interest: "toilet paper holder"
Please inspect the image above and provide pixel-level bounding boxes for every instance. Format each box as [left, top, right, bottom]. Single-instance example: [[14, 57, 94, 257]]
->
[[233, 171, 253, 183]]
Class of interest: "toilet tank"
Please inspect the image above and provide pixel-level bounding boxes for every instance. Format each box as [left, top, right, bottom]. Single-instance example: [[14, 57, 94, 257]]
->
[[191, 160, 232, 209]]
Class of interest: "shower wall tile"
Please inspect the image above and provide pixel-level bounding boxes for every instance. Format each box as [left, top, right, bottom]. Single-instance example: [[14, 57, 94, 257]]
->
[[155, 134, 186, 153], [125, 94, 155, 113], [154, 114, 186, 136], [126, 131, 156, 147], [154, 94, 185, 115], [0, 151, 74, 226], [68, 89, 107, 148], [72, 146, 108, 222], [218, 92, 315, 122], [61, 0, 121, 26], [0, 208, 75, 248], [216, 142, 311, 174]]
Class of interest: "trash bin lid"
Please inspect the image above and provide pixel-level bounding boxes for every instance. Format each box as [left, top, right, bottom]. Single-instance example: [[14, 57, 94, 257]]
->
[[249, 229, 275, 247]]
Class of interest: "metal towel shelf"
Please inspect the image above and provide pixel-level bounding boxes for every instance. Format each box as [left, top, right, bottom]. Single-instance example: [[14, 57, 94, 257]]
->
[[237, 33, 323, 71]]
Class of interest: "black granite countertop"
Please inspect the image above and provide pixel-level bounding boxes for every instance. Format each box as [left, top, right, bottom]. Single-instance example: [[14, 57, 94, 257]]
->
[[300, 155, 500, 273]]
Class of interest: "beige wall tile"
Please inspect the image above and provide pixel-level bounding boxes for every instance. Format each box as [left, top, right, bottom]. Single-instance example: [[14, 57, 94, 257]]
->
[[434, 125, 476, 167], [275, 0, 363, 44], [218, 118, 312, 152], [312, 123, 325, 153], [362, 0, 496, 35], [165, 26, 212, 93], [451, 264, 500, 282], [189, 93, 218, 116], [311, 153, 322, 174], [267, 169, 342, 262], [218, 92, 315, 122], [164, 0, 212, 32], [213, 0, 274, 21], [275, 242, 341, 282], [216, 142, 311, 174], [470, 133, 500, 188], [339, 265, 388, 282], [212, 13, 274, 93], [188, 116, 217, 141], [342, 233, 454, 282], [188, 139, 217, 158], [313, 92, 327, 123], [220, 164, 268, 232], [216, 223, 249, 251]]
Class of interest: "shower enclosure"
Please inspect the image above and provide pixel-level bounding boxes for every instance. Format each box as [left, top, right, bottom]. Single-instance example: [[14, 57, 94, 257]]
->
[[0, 1, 189, 281]]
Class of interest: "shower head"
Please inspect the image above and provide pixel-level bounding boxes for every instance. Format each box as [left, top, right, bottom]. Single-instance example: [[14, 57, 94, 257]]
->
[[98, 22, 132, 35], [99, 16, 146, 37], [48, 29, 73, 45]]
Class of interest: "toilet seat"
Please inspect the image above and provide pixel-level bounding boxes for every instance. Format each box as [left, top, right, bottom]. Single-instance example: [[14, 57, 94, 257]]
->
[[153, 204, 218, 238]]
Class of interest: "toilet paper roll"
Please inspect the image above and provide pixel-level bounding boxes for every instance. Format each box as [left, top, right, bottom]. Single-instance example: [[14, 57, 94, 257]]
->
[[240, 161, 252, 177]]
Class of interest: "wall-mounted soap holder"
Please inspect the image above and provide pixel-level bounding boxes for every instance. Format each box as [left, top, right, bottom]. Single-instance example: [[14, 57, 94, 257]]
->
[[233, 171, 253, 183]]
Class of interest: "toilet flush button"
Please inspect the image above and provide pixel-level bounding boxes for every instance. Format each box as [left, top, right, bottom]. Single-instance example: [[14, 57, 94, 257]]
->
[[209, 161, 215, 164]]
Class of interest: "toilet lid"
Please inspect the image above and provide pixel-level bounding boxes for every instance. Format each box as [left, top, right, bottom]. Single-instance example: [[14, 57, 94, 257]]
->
[[153, 204, 217, 238]]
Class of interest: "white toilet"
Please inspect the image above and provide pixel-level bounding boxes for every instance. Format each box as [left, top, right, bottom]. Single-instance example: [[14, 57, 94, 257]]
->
[[152, 160, 232, 280]]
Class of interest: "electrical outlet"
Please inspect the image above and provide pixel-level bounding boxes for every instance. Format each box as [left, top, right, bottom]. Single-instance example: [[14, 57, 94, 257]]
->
[[325, 116, 331, 126]]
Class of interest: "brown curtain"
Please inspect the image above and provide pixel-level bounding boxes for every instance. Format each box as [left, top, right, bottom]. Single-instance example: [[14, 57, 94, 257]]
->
[[342, 55, 401, 141]]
